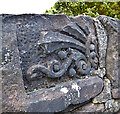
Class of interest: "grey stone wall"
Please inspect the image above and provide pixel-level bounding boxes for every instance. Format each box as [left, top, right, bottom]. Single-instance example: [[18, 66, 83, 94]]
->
[[1, 14, 120, 113]]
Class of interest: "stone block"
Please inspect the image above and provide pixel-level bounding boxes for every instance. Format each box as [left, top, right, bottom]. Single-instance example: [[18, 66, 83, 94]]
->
[[97, 15, 120, 89], [1, 14, 120, 113], [1, 14, 104, 112]]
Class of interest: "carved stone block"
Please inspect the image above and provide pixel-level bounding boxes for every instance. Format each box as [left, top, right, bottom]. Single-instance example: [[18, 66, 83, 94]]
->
[[1, 14, 120, 112]]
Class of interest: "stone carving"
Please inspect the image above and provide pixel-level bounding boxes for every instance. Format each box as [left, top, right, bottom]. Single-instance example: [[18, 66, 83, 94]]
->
[[1, 14, 120, 113], [26, 23, 98, 80]]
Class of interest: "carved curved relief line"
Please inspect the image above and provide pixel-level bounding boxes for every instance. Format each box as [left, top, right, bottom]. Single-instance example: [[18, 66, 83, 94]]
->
[[27, 48, 91, 78], [62, 23, 87, 43], [38, 31, 86, 49], [27, 59, 72, 78], [41, 42, 85, 54]]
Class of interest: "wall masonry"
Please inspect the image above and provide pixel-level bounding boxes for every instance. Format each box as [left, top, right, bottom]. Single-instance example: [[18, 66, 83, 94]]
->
[[1, 14, 120, 113]]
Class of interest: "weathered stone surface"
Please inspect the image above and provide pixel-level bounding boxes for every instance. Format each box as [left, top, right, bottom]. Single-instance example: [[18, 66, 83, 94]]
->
[[93, 78, 112, 103], [2, 14, 26, 112], [93, 18, 108, 69], [1, 14, 120, 113], [97, 15, 120, 89], [91, 68, 106, 78], [14, 14, 99, 92], [112, 88, 120, 99], [1, 14, 104, 112], [74, 103, 105, 112], [0, 15, 2, 114], [105, 99, 120, 112], [27, 77, 103, 112], [90, 18, 108, 79]]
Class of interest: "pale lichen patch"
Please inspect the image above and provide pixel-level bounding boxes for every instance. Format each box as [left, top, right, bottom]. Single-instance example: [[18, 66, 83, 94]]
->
[[60, 87, 69, 94], [72, 83, 81, 97]]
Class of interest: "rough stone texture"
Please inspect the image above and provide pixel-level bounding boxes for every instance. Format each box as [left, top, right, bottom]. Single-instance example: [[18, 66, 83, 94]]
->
[[112, 88, 120, 99], [1, 15, 27, 112], [74, 103, 105, 112], [27, 77, 103, 112], [91, 18, 108, 79], [92, 78, 112, 103], [91, 68, 106, 78], [15, 14, 99, 92], [97, 15, 120, 89], [1, 14, 120, 113], [93, 18, 108, 69], [1, 14, 104, 112], [0, 15, 2, 114], [105, 99, 120, 112]]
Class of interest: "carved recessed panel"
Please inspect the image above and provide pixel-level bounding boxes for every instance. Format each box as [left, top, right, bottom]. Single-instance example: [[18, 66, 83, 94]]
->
[[16, 15, 99, 92], [3, 14, 120, 113], [5, 14, 119, 112]]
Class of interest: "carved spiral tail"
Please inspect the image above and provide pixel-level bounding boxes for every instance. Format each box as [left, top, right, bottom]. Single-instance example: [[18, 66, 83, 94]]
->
[[27, 59, 72, 78], [75, 56, 91, 75]]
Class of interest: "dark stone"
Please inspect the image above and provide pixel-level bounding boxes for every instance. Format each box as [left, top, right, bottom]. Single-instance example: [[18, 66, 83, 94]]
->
[[27, 77, 103, 112], [1, 14, 103, 112], [2, 14, 119, 112], [13, 14, 99, 91]]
